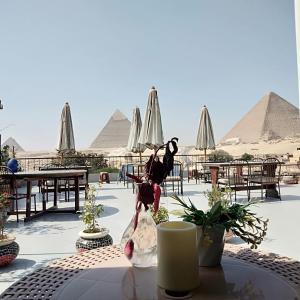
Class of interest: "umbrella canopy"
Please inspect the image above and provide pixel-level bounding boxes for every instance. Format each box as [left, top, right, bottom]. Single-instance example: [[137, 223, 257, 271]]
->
[[195, 105, 215, 161], [57, 102, 75, 154], [127, 107, 146, 154], [138, 86, 164, 150]]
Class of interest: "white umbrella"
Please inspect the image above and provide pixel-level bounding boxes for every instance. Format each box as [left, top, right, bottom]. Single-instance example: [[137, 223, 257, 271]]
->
[[127, 107, 146, 162], [57, 102, 75, 154], [195, 105, 215, 161], [138, 86, 164, 150]]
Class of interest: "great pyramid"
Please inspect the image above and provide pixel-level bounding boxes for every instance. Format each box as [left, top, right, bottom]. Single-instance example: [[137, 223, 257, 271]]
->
[[2, 137, 25, 152], [221, 92, 300, 144], [90, 110, 131, 148]]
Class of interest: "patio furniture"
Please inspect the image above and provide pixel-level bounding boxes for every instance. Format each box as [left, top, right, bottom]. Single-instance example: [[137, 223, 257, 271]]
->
[[162, 160, 183, 196], [249, 157, 282, 200], [39, 165, 90, 200], [218, 160, 250, 201], [204, 160, 283, 199], [1, 244, 300, 299], [1, 169, 86, 222], [0, 166, 37, 222]]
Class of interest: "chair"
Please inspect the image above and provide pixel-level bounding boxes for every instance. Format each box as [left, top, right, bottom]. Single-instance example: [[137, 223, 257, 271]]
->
[[39, 164, 69, 202], [0, 166, 36, 222], [218, 160, 250, 201], [162, 160, 183, 196], [249, 157, 281, 200]]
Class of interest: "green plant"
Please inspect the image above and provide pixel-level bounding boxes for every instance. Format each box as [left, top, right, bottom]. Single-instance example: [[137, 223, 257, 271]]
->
[[151, 205, 169, 224], [0, 193, 11, 239], [204, 186, 232, 208], [1, 145, 10, 165], [99, 167, 119, 173], [80, 185, 104, 233], [172, 194, 268, 249], [53, 152, 108, 173], [241, 153, 254, 161], [208, 150, 233, 162]]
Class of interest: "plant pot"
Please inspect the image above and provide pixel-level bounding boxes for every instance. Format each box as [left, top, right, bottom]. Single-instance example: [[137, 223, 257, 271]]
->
[[78, 228, 109, 240], [197, 225, 225, 267], [76, 228, 113, 252], [0, 235, 19, 267]]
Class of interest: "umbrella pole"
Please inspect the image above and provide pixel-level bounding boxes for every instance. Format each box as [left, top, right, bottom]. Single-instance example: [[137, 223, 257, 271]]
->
[[204, 149, 207, 162], [139, 151, 142, 164]]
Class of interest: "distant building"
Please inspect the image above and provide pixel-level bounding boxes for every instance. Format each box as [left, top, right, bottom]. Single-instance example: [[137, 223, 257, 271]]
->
[[220, 92, 300, 144], [90, 110, 131, 148]]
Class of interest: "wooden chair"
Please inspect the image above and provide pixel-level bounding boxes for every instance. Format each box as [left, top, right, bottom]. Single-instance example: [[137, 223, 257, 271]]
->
[[218, 160, 250, 201], [0, 166, 36, 222]]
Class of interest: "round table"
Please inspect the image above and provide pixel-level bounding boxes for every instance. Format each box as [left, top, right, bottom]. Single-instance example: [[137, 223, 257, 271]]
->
[[1, 244, 300, 300]]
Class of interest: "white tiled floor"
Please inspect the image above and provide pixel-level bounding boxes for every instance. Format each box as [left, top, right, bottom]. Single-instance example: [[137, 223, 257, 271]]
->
[[0, 179, 299, 293]]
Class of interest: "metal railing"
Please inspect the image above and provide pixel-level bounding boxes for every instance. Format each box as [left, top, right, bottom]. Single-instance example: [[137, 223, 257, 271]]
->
[[16, 154, 205, 173]]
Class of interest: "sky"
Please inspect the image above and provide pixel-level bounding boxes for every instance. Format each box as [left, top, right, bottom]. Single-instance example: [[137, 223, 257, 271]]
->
[[0, 0, 298, 151]]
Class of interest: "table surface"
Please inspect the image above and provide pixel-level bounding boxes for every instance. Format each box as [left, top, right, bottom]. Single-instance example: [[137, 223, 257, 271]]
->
[[1, 244, 300, 300], [3, 169, 87, 179]]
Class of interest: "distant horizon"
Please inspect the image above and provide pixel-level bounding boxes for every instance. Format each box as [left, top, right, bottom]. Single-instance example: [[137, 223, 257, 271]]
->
[[1, 89, 299, 152]]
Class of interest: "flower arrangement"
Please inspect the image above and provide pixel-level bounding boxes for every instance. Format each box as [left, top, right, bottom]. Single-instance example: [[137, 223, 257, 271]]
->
[[80, 185, 104, 234], [172, 190, 268, 249], [0, 192, 11, 240]]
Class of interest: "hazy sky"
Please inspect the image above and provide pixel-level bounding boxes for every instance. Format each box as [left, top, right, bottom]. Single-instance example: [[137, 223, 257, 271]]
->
[[0, 0, 298, 151]]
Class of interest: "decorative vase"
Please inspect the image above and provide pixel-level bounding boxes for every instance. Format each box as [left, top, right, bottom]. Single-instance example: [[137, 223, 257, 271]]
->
[[197, 225, 225, 267], [76, 228, 113, 252], [121, 204, 157, 268], [0, 235, 19, 267]]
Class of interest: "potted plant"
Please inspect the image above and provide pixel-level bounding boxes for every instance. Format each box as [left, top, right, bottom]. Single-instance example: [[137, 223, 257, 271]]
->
[[151, 205, 169, 225], [0, 192, 19, 266], [76, 185, 113, 252], [172, 191, 268, 267]]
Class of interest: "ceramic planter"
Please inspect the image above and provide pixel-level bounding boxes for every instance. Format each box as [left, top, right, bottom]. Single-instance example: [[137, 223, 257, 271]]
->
[[197, 225, 225, 267], [0, 235, 19, 267], [76, 228, 113, 252]]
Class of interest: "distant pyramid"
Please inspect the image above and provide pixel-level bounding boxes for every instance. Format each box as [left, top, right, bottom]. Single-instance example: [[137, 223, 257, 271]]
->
[[2, 137, 25, 152], [221, 92, 300, 144], [90, 110, 131, 148]]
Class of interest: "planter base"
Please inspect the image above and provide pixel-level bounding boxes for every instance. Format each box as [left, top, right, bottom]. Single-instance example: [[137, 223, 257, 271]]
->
[[76, 235, 113, 252], [0, 241, 19, 267]]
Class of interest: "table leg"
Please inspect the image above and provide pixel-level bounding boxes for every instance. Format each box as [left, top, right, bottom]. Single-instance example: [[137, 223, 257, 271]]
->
[[26, 180, 32, 219], [54, 178, 58, 207], [85, 171, 89, 200], [75, 177, 79, 212]]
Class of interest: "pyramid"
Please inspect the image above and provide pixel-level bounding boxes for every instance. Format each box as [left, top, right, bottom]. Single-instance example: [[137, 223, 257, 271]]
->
[[90, 110, 131, 148], [221, 92, 300, 144], [2, 137, 25, 152]]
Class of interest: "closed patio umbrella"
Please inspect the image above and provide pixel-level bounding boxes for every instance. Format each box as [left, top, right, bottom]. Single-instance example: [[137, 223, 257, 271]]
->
[[127, 107, 146, 162], [138, 86, 164, 150], [195, 105, 215, 161], [57, 102, 75, 154]]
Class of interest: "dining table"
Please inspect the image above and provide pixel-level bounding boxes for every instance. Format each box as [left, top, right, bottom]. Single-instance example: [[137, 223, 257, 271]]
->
[[3, 169, 87, 222], [1, 244, 300, 299]]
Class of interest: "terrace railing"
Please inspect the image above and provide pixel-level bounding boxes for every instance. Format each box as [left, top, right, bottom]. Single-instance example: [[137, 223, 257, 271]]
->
[[16, 154, 204, 173]]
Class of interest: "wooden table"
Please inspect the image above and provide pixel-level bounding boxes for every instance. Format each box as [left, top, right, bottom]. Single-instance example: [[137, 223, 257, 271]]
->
[[39, 165, 90, 199], [1, 244, 299, 299], [3, 169, 87, 222]]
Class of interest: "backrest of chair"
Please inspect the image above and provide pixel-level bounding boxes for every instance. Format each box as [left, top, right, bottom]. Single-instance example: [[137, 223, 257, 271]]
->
[[249, 158, 263, 177], [263, 157, 281, 177], [0, 166, 14, 194], [228, 160, 249, 185], [169, 161, 183, 178]]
